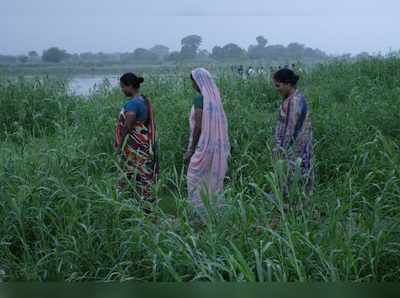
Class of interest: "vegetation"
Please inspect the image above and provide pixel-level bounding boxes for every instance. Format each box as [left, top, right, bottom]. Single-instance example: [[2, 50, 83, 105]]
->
[[0, 58, 400, 281], [0, 35, 331, 67]]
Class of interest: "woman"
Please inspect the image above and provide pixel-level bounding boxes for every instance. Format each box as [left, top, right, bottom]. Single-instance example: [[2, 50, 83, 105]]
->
[[184, 68, 230, 212], [273, 69, 314, 194], [114, 73, 158, 202]]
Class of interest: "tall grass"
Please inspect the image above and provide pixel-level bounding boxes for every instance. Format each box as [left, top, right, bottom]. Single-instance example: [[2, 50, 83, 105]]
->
[[0, 58, 400, 281]]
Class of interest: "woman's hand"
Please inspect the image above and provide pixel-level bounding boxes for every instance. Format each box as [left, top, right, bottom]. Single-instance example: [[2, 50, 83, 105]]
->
[[183, 150, 195, 163]]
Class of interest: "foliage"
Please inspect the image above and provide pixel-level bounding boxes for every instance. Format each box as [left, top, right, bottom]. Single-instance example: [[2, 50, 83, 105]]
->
[[1, 58, 400, 281], [42, 47, 69, 63]]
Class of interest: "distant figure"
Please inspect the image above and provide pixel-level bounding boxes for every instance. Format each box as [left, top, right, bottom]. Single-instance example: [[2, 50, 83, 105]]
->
[[258, 66, 265, 75], [185, 68, 230, 215], [238, 65, 244, 77], [247, 66, 256, 76], [273, 68, 314, 195], [115, 73, 159, 204]]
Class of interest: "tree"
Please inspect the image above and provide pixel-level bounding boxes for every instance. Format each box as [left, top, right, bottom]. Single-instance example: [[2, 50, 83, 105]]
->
[[248, 36, 268, 59], [211, 46, 224, 60], [223, 43, 246, 59], [133, 48, 159, 63], [28, 51, 40, 62], [198, 49, 210, 60], [287, 43, 305, 58], [165, 51, 181, 63], [356, 52, 370, 60], [17, 55, 29, 64], [256, 35, 268, 47], [42, 47, 68, 63], [149, 45, 170, 59], [212, 43, 246, 61], [0, 55, 17, 65], [120, 52, 136, 64], [264, 45, 286, 60], [28, 51, 39, 58], [180, 35, 202, 60], [181, 35, 202, 49]]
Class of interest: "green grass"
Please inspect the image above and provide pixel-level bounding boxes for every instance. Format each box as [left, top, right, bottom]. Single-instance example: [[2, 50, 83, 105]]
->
[[1, 58, 400, 281]]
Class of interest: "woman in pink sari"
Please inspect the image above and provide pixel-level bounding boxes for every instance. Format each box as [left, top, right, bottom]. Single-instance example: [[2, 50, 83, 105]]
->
[[183, 68, 230, 213]]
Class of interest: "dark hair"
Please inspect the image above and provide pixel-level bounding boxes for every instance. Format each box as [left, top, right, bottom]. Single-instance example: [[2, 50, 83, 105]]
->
[[273, 69, 299, 86], [120, 72, 144, 89]]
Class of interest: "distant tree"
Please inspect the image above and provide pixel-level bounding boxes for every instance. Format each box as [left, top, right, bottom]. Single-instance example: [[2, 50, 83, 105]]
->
[[181, 46, 196, 60], [302, 47, 327, 60], [223, 43, 246, 59], [198, 49, 210, 60], [165, 51, 181, 63], [287, 43, 306, 58], [212, 43, 246, 61], [28, 51, 40, 63], [264, 45, 286, 60], [66, 53, 80, 63], [149, 45, 170, 59], [0, 55, 17, 64], [80, 52, 93, 60], [356, 52, 370, 60], [211, 46, 224, 60], [338, 53, 352, 60], [42, 47, 68, 63], [17, 55, 29, 64], [133, 48, 159, 63], [28, 51, 39, 58], [256, 35, 268, 47], [248, 36, 268, 59], [120, 52, 136, 64], [180, 34, 202, 60], [181, 35, 202, 49]]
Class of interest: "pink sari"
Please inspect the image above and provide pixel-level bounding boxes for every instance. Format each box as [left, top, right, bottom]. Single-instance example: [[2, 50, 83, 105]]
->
[[187, 68, 230, 210]]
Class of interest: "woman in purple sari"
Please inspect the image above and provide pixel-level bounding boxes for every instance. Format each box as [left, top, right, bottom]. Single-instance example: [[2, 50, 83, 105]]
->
[[273, 69, 314, 195]]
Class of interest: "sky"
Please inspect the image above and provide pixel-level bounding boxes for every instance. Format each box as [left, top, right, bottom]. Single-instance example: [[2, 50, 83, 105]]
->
[[1, 0, 399, 56]]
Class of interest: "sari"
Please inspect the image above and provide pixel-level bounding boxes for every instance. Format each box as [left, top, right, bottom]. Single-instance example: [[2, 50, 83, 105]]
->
[[114, 96, 158, 201], [187, 68, 230, 211], [275, 89, 314, 193]]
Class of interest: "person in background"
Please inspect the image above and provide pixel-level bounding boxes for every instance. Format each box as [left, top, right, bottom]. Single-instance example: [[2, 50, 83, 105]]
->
[[272, 68, 314, 196], [184, 68, 230, 215], [114, 73, 159, 204], [238, 65, 244, 77], [247, 66, 256, 77]]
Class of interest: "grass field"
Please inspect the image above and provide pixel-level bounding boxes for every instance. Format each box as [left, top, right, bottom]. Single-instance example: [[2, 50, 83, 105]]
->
[[1, 58, 400, 281]]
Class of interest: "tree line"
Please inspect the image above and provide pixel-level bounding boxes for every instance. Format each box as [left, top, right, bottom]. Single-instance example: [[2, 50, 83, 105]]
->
[[0, 34, 374, 66]]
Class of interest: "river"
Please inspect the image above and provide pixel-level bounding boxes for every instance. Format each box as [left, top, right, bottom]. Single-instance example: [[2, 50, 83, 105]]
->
[[68, 74, 120, 96]]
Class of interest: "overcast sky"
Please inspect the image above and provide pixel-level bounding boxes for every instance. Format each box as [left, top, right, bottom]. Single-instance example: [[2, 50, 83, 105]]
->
[[1, 0, 399, 55]]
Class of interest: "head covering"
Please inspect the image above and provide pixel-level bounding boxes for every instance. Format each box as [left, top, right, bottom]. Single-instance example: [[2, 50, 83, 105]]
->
[[187, 68, 230, 210]]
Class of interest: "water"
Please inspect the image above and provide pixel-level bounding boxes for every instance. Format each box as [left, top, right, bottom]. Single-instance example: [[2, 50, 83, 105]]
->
[[68, 75, 120, 96]]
